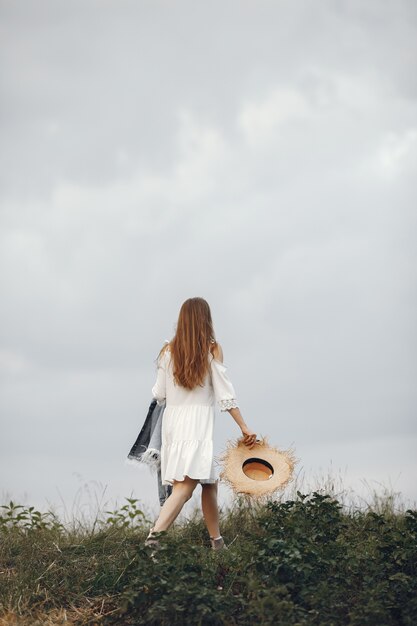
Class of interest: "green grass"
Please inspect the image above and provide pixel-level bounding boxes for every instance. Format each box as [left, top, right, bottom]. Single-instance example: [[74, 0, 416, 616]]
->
[[0, 491, 416, 625]]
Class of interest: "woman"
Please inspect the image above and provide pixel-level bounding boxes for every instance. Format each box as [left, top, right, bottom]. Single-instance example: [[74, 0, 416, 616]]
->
[[145, 297, 256, 551]]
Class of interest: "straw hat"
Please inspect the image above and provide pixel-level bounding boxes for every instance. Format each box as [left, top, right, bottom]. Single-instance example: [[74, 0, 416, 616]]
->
[[219, 436, 296, 498]]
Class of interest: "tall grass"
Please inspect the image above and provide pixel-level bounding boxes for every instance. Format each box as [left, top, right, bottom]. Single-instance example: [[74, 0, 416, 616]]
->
[[0, 480, 416, 625]]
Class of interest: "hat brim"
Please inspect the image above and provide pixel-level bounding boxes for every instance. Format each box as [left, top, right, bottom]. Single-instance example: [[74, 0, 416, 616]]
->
[[219, 437, 296, 498]]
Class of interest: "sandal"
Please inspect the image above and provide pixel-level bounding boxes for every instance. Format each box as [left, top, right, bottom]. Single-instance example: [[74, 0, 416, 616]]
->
[[210, 536, 227, 551], [144, 528, 161, 561], [144, 528, 160, 549]]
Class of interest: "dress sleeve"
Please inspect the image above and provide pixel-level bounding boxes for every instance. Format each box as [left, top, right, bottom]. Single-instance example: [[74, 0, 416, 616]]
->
[[210, 356, 239, 412], [152, 349, 167, 406]]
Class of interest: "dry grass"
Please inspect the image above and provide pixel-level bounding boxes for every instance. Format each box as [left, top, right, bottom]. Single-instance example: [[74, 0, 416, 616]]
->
[[1, 478, 415, 625]]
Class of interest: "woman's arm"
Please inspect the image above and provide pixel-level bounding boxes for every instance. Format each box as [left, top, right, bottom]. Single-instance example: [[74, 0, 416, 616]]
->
[[211, 342, 257, 448], [152, 350, 167, 405], [228, 407, 257, 449]]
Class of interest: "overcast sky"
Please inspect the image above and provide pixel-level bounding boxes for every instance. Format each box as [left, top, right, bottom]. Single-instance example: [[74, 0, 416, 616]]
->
[[1, 0, 416, 520]]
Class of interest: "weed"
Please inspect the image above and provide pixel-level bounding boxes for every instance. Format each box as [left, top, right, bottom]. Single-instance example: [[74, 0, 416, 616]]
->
[[0, 491, 416, 625]]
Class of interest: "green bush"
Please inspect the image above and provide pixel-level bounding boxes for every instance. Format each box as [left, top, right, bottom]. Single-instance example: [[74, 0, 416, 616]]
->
[[0, 493, 416, 625]]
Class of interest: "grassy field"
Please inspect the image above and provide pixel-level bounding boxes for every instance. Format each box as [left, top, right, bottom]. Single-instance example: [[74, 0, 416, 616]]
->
[[0, 489, 416, 625]]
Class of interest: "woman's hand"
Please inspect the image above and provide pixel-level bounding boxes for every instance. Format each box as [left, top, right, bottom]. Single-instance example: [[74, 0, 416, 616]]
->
[[241, 426, 257, 448], [227, 407, 257, 448]]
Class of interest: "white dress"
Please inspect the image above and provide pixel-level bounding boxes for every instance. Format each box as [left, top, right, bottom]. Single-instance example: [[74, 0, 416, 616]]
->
[[151, 346, 239, 486]]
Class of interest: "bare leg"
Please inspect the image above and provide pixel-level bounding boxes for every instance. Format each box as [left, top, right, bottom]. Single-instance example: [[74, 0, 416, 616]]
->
[[151, 476, 198, 534], [201, 481, 221, 539]]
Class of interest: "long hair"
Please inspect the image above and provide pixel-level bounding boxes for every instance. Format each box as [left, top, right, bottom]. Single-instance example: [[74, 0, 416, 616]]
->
[[158, 297, 216, 390]]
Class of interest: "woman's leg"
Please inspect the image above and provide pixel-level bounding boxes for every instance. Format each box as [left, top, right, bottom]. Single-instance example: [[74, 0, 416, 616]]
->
[[151, 476, 198, 533], [201, 481, 221, 539]]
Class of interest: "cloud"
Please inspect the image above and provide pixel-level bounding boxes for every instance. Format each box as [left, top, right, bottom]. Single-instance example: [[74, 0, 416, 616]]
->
[[0, 0, 416, 511], [372, 128, 417, 178], [237, 86, 314, 144]]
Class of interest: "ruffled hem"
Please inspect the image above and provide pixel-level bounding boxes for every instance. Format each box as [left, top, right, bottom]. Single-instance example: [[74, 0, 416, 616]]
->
[[161, 439, 215, 486], [162, 475, 217, 486]]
